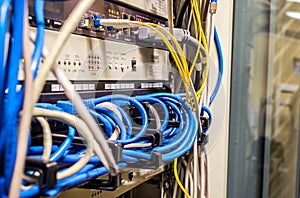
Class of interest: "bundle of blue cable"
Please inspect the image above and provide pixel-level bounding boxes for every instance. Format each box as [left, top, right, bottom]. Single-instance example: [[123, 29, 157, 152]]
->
[[0, 0, 11, 193], [0, 0, 45, 196], [0, 1, 26, 197], [20, 93, 198, 197], [58, 93, 198, 161]]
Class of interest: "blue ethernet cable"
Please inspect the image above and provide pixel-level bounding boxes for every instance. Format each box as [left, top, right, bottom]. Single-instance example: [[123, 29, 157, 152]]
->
[[148, 92, 182, 101], [154, 101, 189, 153], [59, 154, 138, 164], [16, 0, 45, 110], [42, 163, 127, 197], [147, 93, 198, 161], [162, 104, 198, 161], [20, 164, 96, 198], [130, 94, 189, 154], [31, 0, 45, 78], [117, 106, 133, 139], [28, 146, 59, 155], [122, 150, 151, 160], [0, 0, 12, 137], [1, 0, 25, 192], [134, 93, 197, 162], [135, 96, 170, 132], [145, 94, 184, 138], [35, 103, 63, 111], [154, 96, 183, 137], [162, 101, 180, 137], [209, 26, 223, 105], [95, 106, 127, 140], [89, 109, 114, 138], [93, 95, 148, 144], [0, 0, 12, 164], [50, 126, 75, 161], [20, 185, 39, 198], [160, 100, 184, 139], [122, 155, 139, 162]]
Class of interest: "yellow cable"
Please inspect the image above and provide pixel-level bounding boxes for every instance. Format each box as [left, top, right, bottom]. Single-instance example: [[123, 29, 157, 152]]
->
[[140, 23, 188, 85], [149, 23, 193, 100], [151, 24, 189, 70], [189, 6, 203, 76], [174, 158, 191, 198], [189, 0, 206, 77], [192, 7, 199, 40], [139, 22, 194, 103], [191, 0, 209, 101]]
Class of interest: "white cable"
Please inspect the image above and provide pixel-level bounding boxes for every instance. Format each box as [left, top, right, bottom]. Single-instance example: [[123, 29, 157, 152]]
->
[[9, 4, 34, 197], [189, 172, 194, 198], [205, 148, 210, 198], [193, 140, 198, 198], [33, 108, 93, 180], [173, 173, 179, 198], [35, 117, 52, 161], [99, 19, 139, 28], [208, 14, 214, 53], [108, 126, 120, 141], [123, 143, 152, 149], [200, 147, 206, 198], [184, 154, 193, 198], [145, 103, 161, 129], [197, 155, 201, 192]]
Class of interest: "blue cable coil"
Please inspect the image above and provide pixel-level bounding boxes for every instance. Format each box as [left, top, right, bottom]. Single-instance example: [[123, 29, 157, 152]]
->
[[20, 92, 202, 196]]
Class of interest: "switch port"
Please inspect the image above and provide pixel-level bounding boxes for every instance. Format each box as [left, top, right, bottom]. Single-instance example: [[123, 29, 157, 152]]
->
[[129, 15, 136, 21], [122, 13, 129, 19]]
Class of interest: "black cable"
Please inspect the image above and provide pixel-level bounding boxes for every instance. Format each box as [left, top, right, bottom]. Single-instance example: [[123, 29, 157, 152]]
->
[[201, 0, 210, 32], [194, 70, 201, 91], [175, 0, 190, 28]]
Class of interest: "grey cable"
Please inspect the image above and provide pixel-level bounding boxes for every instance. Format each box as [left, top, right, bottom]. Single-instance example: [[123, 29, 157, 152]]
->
[[36, 117, 53, 161], [145, 103, 161, 129], [53, 67, 117, 174], [184, 152, 194, 197]]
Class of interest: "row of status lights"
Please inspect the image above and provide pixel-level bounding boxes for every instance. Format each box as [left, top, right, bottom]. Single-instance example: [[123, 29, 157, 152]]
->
[[107, 8, 143, 22]]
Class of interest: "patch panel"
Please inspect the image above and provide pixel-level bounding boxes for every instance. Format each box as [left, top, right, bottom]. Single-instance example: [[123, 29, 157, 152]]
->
[[18, 28, 172, 103]]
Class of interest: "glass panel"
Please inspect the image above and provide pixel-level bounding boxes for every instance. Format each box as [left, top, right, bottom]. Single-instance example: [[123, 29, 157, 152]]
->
[[229, 0, 300, 197], [269, 1, 300, 197]]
